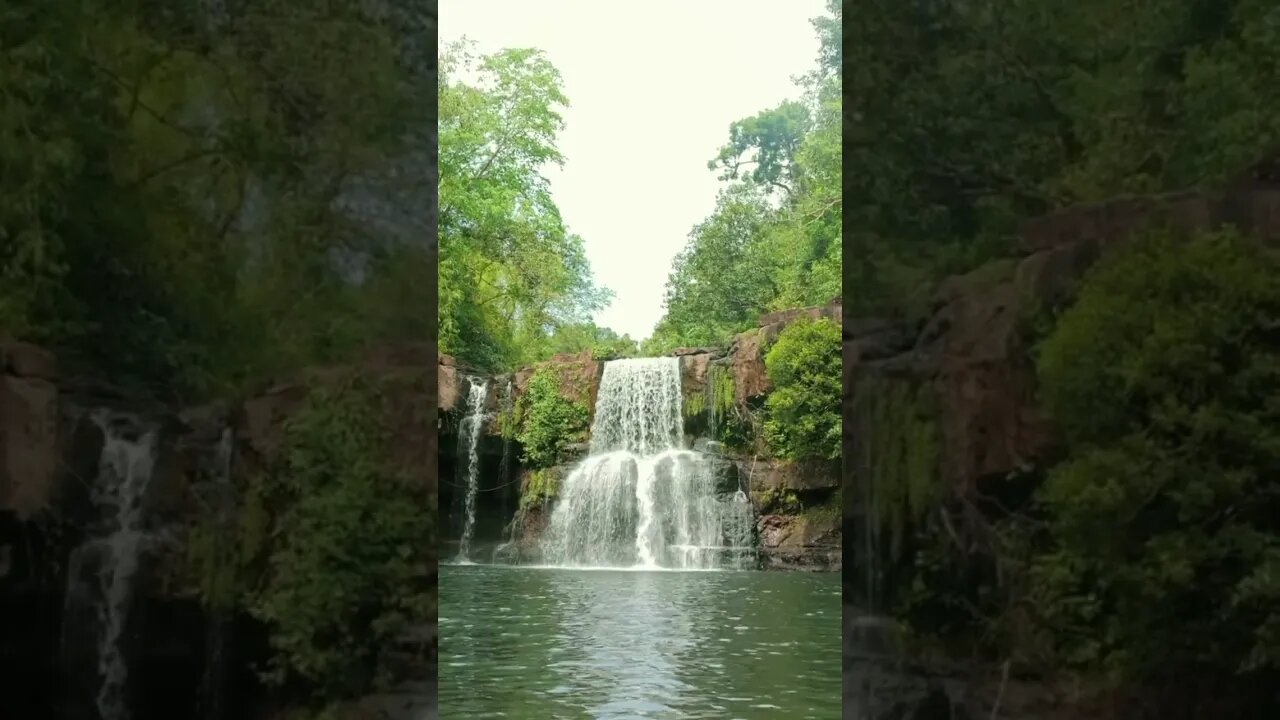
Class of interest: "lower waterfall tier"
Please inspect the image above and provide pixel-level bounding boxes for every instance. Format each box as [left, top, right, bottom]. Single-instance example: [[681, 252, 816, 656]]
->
[[541, 449, 756, 570]]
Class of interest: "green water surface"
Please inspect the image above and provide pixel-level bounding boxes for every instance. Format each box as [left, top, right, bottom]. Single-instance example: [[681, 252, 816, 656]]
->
[[439, 563, 841, 719]]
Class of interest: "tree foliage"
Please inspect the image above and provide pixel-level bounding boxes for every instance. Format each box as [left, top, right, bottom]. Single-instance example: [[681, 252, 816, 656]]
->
[[0, 0, 434, 400], [1028, 229, 1280, 679], [844, 0, 1280, 317], [516, 368, 589, 469], [246, 380, 435, 700], [647, 0, 842, 354], [762, 318, 842, 461], [437, 41, 616, 371]]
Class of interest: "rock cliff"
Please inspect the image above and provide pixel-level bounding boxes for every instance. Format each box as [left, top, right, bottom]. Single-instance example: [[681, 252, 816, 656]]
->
[[0, 341, 437, 720], [438, 303, 844, 570], [844, 179, 1280, 719]]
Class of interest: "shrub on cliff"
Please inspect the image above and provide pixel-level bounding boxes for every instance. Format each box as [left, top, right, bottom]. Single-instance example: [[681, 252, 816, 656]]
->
[[1030, 228, 1280, 680], [762, 317, 841, 460], [517, 368, 589, 468], [243, 380, 435, 699]]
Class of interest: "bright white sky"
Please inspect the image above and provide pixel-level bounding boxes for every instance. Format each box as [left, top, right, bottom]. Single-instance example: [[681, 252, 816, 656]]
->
[[440, 0, 828, 340]]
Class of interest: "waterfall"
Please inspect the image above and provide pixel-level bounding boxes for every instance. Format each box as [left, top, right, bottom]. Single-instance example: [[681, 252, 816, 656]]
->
[[496, 378, 515, 537], [64, 411, 159, 720], [456, 377, 489, 562], [706, 363, 722, 440], [198, 426, 236, 720], [541, 358, 755, 570]]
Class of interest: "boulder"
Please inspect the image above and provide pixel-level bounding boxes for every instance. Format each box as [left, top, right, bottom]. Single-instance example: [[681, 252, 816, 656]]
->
[[727, 325, 784, 403], [757, 511, 841, 570], [0, 375, 59, 519], [438, 360, 460, 414], [756, 303, 841, 328], [239, 383, 308, 461], [0, 340, 56, 380], [679, 352, 714, 395], [744, 459, 839, 492]]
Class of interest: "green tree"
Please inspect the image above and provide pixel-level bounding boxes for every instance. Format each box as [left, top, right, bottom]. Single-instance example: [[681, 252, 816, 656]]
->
[[516, 368, 589, 469], [649, 0, 841, 353], [1030, 228, 1280, 680], [843, 0, 1280, 316], [1, 0, 433, 400], [438, 41, 612, 371], [762, 318, 842, 460], [247, 381, 434, 699]]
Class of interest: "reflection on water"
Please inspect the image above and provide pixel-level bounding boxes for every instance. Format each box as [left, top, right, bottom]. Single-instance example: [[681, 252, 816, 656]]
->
[[439, 564, 840, 719]]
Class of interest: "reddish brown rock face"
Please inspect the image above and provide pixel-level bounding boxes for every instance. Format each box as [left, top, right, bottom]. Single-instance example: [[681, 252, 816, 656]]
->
[[729, 303, 843, 405], [744, 459, 839, 492], [512, 350, 602, 415], [0, 374, 59, 519], [849, 180, 1280, 514], [728, 326, 778, 404], [756, 304, 841, 328], [678, 352, 714, 395], [0, 339, 57, 380], [438, 355, 460, 413]]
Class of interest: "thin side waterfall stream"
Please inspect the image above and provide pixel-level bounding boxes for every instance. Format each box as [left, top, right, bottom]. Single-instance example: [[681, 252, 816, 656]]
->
[[456, 376, 490, 563], [542, 358, 754, 570], [61, 412, 160, 720]]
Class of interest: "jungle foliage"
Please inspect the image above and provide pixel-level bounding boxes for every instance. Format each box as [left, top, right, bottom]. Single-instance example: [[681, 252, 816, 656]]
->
[[515, 367, 589, 469], [437, 41, 627, 371], [243, 380, 435, 700], [645, 0, 842, 354], [1025, 229, 1280, 679], [843, 0, 1280, 319], [845, 1, 1280, 708], [1, 1, 435, 401], [762, 318, 842, 461]]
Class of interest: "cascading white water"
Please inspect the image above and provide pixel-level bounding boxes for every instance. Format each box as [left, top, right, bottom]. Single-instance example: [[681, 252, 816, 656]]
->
[[91, 412, 159, 720], [542, 358, 755, 569], [456, 377, 489, 562]]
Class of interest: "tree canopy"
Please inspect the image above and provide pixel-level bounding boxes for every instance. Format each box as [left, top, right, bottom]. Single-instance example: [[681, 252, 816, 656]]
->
[[1, 0, 435, 401], [437, 41, 621, 371], [645, 0, 842, 354], [843, 0, 1280, 317]]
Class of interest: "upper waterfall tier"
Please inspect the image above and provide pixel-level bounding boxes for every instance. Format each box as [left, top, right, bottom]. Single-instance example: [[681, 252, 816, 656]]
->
[[588, 358, 684, 456]]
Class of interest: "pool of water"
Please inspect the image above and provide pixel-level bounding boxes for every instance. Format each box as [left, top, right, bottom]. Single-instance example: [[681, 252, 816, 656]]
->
[[438, 563, 841, 719]]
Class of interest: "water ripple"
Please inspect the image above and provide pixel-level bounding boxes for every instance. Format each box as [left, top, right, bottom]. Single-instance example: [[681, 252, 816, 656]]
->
[[439, 565, 841, 719]]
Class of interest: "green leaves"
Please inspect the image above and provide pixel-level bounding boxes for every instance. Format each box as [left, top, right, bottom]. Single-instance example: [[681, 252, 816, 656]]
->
[[761, 318, 842, 461], [1, 1, 432, 401], [1030, 228, 1280, 679], [710, 100, 811, 193], [246, 381, 435, 700], [516, 369, 589, 469], [438, 42, 611, 370], [651, 2, 842, 353], [843, 0, 1280, 315]]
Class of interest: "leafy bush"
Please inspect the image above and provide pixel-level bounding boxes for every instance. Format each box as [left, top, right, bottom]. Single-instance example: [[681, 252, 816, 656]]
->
[[518, 468, 560, 509], [516, 368, 589, 468], [762, 318, 842, 460], [245, 380, 435, 699], [1029, 228, 1280, 679]]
